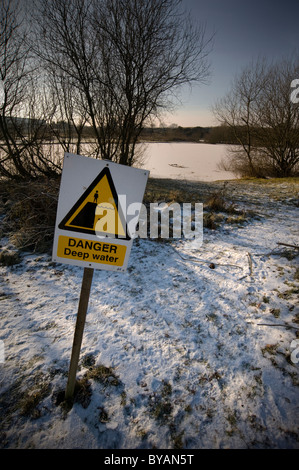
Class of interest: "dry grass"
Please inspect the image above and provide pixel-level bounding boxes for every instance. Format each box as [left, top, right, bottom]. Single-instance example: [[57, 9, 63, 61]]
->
[[1, 175, 296, 255], [0, 177, 60, 253], [144, 177, 203, 204]]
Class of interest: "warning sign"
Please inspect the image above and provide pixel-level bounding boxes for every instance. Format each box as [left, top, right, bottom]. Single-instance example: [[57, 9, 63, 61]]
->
[[58, 167, 129, 239], [52, 153, 149, 271]]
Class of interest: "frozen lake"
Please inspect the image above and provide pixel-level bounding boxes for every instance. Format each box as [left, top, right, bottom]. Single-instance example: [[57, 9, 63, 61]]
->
[[139, 142, 236, 182]]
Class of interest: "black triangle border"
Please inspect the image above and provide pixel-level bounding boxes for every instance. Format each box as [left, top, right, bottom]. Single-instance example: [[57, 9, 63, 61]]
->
[[58, 166, 131, 240]]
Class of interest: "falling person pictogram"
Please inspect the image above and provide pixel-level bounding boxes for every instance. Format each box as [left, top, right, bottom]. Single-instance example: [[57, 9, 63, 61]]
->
[[93, 191, 99, 204]]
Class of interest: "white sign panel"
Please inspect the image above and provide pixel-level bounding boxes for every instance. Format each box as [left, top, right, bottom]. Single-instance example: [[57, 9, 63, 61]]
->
[[52, 153, 149, 271]]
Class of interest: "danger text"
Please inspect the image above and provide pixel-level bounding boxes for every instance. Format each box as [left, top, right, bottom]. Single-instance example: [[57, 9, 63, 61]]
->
[[56, 235, 126, 267]]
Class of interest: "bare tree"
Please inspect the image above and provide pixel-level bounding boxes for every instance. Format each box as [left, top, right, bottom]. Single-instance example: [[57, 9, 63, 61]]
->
[[44, 70, 89, 156], [34, 0, 212, 166], [0, 0, 61, 179], [255, 58, 299, 176], [213, 57, 299, 177], [33, 0, 104, 156], [92, 0, 211, 165], [213, 58, 269, 177]]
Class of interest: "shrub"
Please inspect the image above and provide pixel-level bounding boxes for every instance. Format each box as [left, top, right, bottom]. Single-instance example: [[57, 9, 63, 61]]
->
[[0, 178, 59, 252]]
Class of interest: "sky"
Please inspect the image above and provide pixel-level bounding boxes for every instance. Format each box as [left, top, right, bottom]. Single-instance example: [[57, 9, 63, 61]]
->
[[164, 0, 299, 128]]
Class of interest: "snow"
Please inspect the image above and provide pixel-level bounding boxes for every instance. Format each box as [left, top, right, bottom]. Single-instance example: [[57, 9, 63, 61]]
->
[[0, 168, 299, 449]]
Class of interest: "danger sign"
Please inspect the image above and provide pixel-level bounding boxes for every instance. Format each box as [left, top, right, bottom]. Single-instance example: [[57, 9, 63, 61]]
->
[[58, 166, 129, 239], [52, 153, 149, 271]]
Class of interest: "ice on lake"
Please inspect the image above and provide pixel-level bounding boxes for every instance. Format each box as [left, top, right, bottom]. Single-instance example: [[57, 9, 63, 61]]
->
[[139, 142, 236, 182]]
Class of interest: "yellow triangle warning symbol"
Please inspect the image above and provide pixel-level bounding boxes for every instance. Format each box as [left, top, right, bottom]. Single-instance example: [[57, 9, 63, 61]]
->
[[58, 167, 130, 239]]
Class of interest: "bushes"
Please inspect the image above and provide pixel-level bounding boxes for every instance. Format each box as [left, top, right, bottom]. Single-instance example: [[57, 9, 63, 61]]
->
[[0, 178, 60, 253]]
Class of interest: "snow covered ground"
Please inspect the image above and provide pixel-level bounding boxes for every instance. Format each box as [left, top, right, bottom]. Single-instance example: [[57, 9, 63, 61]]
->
[[0, 178, 298, 449]]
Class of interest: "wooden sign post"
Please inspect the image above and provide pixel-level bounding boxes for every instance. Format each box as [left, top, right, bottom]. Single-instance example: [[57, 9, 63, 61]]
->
[[65, 267, 94, 402], [52, 153, 149, 403]]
